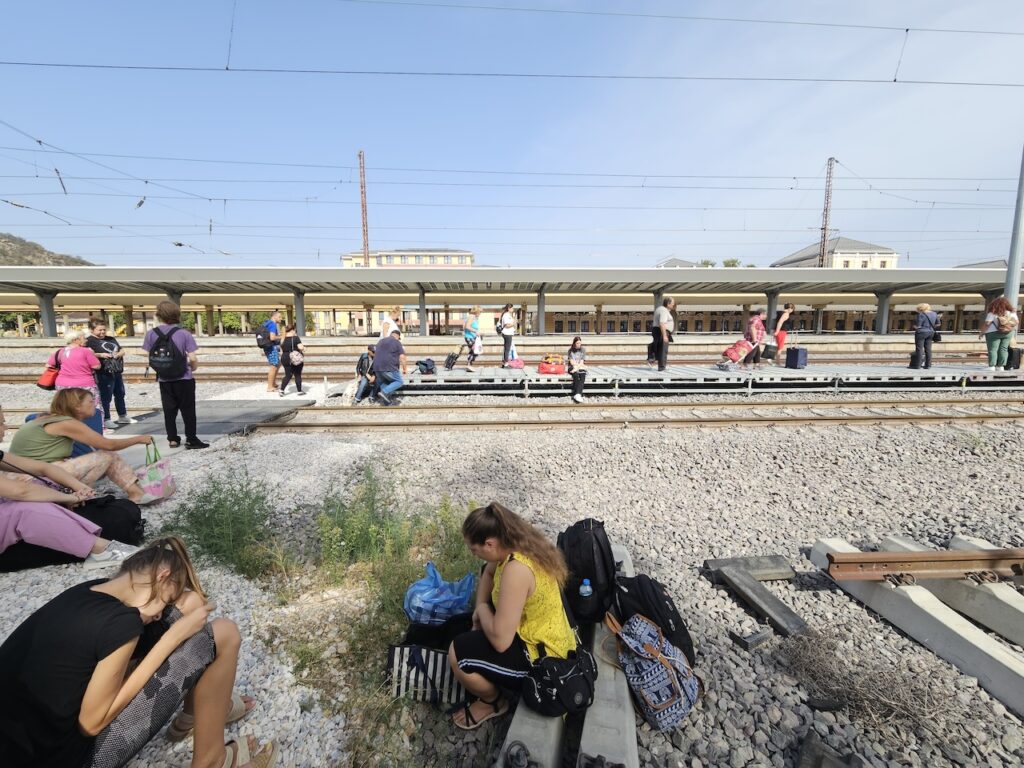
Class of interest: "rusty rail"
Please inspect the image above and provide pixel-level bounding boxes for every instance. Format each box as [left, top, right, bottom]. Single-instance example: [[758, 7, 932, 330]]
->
[[826, 548, 1024, 582]]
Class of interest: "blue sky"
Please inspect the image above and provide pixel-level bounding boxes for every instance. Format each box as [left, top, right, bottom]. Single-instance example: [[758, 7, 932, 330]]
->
[[1, 0, 1022, 268]]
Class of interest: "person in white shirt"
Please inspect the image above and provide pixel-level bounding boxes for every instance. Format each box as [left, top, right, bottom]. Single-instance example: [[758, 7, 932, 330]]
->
[[646, 297, 676, 371], [380, 306, 402, 339], [499, 303, 517, 367]]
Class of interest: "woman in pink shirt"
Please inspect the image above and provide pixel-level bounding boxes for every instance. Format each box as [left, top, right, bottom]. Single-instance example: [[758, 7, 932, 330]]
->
[[50, 330, 103, 434]]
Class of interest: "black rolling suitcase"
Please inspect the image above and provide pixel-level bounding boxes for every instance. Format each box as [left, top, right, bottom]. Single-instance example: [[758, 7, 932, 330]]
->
[[444, 349, 460, 371], [909, 352, 921, 369], [785, 347, 808, 369], [1005, 348, 1022, 371]]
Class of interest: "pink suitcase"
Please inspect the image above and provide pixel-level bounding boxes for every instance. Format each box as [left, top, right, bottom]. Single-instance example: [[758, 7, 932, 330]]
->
[[722, 339, 753, 363]]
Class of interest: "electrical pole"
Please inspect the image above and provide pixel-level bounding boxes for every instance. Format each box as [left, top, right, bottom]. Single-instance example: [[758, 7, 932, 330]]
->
[[1004, 144, 1024, 306], [818, 156, 836, 268], [359, 150, 370, 267]]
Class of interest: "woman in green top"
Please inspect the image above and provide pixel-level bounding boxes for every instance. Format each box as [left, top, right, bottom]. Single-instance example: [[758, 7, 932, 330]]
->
[[447, 502, 575, 730], [8, 388, 160, 505]]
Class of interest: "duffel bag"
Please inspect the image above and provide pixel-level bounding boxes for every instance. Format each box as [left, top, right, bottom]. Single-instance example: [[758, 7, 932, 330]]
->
[[538, 362, 566, 375]]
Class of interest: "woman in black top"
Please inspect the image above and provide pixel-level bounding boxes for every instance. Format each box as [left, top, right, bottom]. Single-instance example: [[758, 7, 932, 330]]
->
[[86, 319, 132, 429], [278, 324, 306, 396], [0, 537, 277, 768]]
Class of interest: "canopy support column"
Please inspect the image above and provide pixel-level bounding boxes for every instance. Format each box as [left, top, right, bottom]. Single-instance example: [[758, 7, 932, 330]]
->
[[419, 287, 428, 336], [874, 292, 892, 335], [293, 290, 306, 335], [35, 291, 57, 337], [536, 287, 546, 335]]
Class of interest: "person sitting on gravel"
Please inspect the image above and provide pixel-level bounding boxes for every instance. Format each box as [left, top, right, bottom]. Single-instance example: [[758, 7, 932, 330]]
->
[[567, 335, 588, 403], [371, 329, 407, 406], [6, 388, 163, 506], [0, 406, 140, 571], [354, 344, 376, 404], [0, 536, 275, 768], [447, 502, 576, 730]]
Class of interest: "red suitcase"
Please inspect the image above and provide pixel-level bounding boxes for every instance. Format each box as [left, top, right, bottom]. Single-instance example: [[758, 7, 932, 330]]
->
[[722, 340, 753, 363]]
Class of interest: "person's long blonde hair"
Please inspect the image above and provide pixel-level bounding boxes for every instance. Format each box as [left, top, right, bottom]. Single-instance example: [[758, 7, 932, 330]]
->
[[49, 387, 94, 418], [463, 502, 568, 586], [121, 536, 206, 604]]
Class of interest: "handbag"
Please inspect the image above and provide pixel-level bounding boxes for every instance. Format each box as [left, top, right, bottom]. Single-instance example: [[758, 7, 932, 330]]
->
[[924, 313, 942, 343], [36, 350, 62, 391], [387, 643, 466, 705], [135, 444, 176, 499], [520, 590, 598, 717], [101, 355, 125, 375]]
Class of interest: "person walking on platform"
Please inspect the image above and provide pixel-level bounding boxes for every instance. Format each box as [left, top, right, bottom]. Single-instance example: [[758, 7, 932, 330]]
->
[[772, 303, 795, 367], [499, 304, 517, 367], [980, 295, 1019, 370], [741, 309, 768, 370], [354, 345, 376, 404], [142, 301, 209, 450], [278, 324, 306, 396], [465, 306, 483, 372], [380, 306, 402, 339], [911, 303, 941, 369], [261, 310, 283, 392], [86, 318, 134, 429], [372, 329, 407, 406], [567, 336, 588, 403], [647, 296, 676, 371]]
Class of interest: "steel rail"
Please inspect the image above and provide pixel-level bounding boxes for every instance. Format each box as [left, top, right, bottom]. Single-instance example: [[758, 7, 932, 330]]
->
[[826, 548, 1024, 581], [252, 409, 1024, 433]]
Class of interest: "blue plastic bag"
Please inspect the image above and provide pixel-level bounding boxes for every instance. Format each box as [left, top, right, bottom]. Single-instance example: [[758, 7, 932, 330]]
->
[[404, 562, 476, 626]]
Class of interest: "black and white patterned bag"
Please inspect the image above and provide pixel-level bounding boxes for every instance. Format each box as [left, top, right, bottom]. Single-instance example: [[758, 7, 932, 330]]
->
[[386, 644, 465, 705]]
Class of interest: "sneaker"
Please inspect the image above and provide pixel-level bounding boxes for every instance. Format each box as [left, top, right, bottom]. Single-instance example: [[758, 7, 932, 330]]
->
[[104, 419, 116, 429], [572, 393, 584, 403], [296, 390, 307, 395], [987, 366, 997, 371], [378, 391, 393, 406], [116, 416, 138, 424], [83, 541, 140, 571], [277, 389, 285, 397], [466, 366, 476, 372], [185, 439, 210, 450]]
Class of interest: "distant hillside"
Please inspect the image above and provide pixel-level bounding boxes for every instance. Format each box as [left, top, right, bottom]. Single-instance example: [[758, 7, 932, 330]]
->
[[0, 233, 93, 266]]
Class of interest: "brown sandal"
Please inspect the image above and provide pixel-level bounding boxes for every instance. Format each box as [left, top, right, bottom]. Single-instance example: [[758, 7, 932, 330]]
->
[[168, 691, 253, 741], [223, 737, 278, 768]]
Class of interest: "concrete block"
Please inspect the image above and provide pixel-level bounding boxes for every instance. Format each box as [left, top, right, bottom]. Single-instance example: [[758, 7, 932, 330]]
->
[[495, 709, 563, 768], [811, 538, 1024, 718], [577, 543, 639, 768], [717, 565, 810, 637], [703, 555, 796, 581], [881, 536, 1024, 647]]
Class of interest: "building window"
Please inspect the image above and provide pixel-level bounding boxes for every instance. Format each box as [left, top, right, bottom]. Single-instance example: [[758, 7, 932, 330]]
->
[[880, 260, 887, 268], [415, 255, 423, 264], [606, 320, 615, 333], [555, 320, 564, 333], [565, 320, 575, 333], [385, 255, 393, 265], [645, 320, 653, 332], [679, 319, 688, 332], [619, 320, 628, 333], [861, 260, 868, 269], [581, 320, 590, 332], [458, 256, 466, 264], [400, 255, 408, 264], [710, 319, 718, 332], [445, 255, 452, 264], [632, 320, 642, 333], [842, 260, 850, 268], [694, 319, 703, 332]]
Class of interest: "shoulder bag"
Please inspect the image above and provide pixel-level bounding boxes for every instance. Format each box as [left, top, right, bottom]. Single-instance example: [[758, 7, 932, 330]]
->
[[36, 349, 62, 390], [925, 313, 942, 343]]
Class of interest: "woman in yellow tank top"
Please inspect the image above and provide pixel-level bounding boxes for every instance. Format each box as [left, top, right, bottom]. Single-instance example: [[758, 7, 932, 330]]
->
[[447, 502, 575, 730]]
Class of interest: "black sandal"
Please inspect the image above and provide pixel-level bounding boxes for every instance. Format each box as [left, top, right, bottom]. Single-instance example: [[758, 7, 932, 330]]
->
[[453, 695, 508, 731], [167, 439, 181, 448]]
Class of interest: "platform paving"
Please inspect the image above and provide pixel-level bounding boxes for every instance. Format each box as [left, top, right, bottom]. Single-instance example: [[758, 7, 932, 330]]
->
[[388, 362, 1024, 397]]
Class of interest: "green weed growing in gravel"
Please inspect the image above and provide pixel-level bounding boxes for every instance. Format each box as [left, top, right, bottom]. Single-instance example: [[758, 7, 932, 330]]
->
[[164, 470, 283, 578]]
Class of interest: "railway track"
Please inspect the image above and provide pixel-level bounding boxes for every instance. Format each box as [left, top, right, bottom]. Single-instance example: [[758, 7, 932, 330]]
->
[[252, 397, 1024, 432]]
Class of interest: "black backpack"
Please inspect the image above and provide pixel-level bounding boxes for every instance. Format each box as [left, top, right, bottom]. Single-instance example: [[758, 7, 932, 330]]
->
[[255, 325, 274, 349], [557, 519, 617, 623], [614, 574, 696, 666], [416, 359, 436, 375], [148, 327, 188, 380]]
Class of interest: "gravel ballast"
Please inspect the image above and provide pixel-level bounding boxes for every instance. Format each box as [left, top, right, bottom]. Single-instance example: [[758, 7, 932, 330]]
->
[[0, 405, 1022, 766]]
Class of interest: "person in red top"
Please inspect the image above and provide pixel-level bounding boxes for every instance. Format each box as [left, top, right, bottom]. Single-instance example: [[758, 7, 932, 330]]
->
[[741, 309, 768, 370]]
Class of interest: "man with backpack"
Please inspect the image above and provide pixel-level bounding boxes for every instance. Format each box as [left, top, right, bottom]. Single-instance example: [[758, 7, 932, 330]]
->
[[141, 301, 208, 450], [258, 310, 284, 393]]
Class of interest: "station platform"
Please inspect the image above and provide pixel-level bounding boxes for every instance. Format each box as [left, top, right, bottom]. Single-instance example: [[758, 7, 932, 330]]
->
[[392, 363, 1024, 397]]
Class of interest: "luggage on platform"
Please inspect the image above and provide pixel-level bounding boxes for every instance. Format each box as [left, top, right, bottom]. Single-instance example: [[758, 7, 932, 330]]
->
[[909, 352, 921, 369], [761, 343, 778, 361], [444, 350, 459, 371], [557, 518, 617, 624], [538, 362, 566, 375], [722, 339, 753, 363], [1005, 348, 1023, 371], [785, 347, 808, 369], [416, 359, 437, 375]]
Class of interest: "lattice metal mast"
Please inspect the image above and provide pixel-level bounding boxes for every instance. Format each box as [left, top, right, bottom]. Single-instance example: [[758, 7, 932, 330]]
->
[[359, 150, 370, 267], [818, 156, 836, 268]]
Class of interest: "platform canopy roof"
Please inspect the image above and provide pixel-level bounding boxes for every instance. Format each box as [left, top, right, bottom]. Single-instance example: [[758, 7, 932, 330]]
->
[[0, 265, 1015, 297]]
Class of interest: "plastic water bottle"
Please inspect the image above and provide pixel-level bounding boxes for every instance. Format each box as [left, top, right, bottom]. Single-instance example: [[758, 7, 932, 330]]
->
[[579, 578, 593, 598]]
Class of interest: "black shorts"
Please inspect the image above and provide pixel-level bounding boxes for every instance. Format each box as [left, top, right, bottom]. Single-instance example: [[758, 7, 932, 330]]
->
[[452, 630, 531, 692]]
